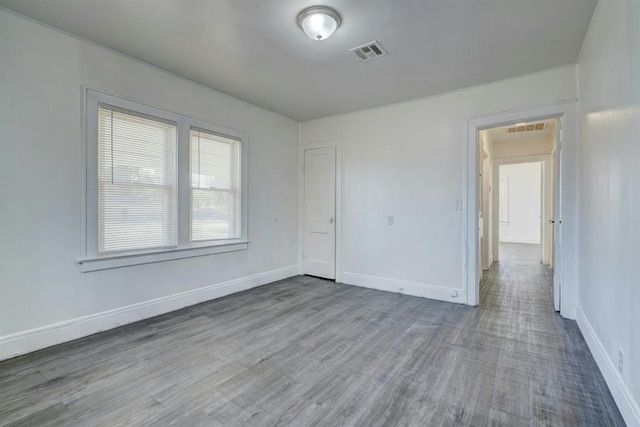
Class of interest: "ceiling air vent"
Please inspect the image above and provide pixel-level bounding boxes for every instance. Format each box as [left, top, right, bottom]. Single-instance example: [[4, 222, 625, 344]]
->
[[507, 122, 545, 134], [350, 41, 387, 62]]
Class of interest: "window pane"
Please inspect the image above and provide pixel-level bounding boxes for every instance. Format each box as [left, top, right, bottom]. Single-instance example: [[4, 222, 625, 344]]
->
[[191, 130, 233, 189], [98, 106, 177, 253], [190, 129, 239, 241], [99, 183, 176, 252], [191, 189, 232, 241]]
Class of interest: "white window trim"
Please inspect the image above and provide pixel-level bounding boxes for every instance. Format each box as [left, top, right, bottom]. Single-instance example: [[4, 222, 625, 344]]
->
[[78, 241, 249, 273], [81, 88, 248, 272]]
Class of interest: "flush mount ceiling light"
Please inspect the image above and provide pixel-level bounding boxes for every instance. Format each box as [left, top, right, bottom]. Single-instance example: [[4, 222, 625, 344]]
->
[[297, 6, 342, 41]]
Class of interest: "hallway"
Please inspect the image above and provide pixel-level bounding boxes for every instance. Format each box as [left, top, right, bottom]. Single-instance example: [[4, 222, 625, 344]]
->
[[478, 259, 624, 424]]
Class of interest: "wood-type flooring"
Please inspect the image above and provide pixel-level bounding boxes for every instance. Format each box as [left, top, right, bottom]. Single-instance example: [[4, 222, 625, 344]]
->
[[0, 261, 624, 426]]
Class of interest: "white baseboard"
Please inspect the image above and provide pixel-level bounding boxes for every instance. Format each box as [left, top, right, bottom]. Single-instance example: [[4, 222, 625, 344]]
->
[[576, 307, 640, 427], [341, 272, 466, 304], [0, 265, 298, 362], [499, 238, 541, 244]]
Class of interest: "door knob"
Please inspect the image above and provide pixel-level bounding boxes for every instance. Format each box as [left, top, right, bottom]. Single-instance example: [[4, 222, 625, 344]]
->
[[329, 218, 334, 224], [549, 219, 555, 224]]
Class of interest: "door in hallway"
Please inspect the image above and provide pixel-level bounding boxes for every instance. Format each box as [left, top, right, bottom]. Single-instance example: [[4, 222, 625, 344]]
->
[[552, 120, 563, 311]]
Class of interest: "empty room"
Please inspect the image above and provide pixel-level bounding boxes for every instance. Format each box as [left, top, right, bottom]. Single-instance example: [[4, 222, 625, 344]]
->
[[0, 1, 638, 426]]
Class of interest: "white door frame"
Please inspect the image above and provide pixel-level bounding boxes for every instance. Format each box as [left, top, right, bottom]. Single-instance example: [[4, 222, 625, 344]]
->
[[465, 100, 578, 318], [298, 139, 343, 282], [492, 156, 551, 264]]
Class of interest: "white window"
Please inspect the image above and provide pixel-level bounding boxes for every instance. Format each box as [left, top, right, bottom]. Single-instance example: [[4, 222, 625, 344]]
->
[[83, 89, 248, 271], [190, 129, 240, 242], [98, 106, 177, 253]]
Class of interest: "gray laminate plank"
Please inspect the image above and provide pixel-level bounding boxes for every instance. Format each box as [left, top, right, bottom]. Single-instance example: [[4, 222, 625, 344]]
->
[[0, 264, 625, 426]]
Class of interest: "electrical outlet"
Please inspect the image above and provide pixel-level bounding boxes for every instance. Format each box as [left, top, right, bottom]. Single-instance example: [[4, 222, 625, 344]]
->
[[387, 216, 394, 225], [618, 350, 624, 374]]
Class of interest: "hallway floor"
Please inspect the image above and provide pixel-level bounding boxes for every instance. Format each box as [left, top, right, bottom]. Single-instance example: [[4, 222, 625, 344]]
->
[[479, 258, 624, 425], [499, 242, 542, 262], [0, 268, 625, 425]]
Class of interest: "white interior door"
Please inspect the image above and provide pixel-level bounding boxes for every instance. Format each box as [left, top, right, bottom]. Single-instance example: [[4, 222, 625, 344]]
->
[[303, 147, 336, 279], [540, 162, 545, 262], [553, 120, 563, 312]]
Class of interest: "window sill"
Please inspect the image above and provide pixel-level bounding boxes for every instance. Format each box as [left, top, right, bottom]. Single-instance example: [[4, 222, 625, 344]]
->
[[79, 241, 249, 272]]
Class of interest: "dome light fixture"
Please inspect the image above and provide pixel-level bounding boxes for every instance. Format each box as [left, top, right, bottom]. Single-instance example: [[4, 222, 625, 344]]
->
[[297, 6, 342, 41]]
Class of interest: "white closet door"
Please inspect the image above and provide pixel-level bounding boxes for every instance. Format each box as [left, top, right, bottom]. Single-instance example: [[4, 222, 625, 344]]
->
[[303, 147, 336, 279]]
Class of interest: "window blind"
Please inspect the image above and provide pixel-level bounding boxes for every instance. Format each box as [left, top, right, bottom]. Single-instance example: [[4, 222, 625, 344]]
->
[[98, 106, 177, 253], [190, 129, 239, 241]]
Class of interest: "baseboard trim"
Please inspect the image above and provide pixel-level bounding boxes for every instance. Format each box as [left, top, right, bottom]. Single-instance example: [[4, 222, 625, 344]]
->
[[499, 238, 541, 244], [0, 265, 298, 361], [341, 272, 466, 304], [576, 306, 640, 427]]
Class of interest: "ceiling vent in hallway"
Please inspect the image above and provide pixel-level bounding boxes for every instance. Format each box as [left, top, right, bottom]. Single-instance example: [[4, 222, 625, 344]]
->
[[507, 122, 545, 133], [350, 41, 387, 62]]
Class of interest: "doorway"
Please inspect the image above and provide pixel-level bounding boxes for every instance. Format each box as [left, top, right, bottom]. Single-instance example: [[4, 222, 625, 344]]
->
[[471, 114, 564, 312], [497, 161, 544, 263], [481, 120, 558, 306]]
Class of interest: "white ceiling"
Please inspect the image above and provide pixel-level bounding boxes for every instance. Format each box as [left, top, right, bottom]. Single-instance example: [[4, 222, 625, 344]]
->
[[0, 0, 597, 121], [483, 119, 557, 142]]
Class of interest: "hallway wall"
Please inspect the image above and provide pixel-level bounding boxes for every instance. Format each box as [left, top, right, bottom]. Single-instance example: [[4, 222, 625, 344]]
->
[[492, 135, 554, 159], [577, 0, 640, 424]]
